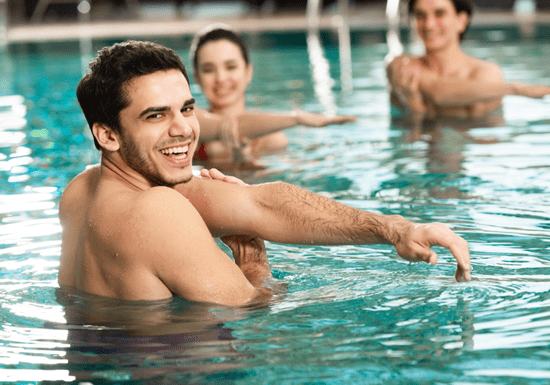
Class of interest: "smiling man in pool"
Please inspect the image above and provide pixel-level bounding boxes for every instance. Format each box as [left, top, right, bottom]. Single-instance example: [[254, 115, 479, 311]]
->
[[58, 40, 471, 306], [386, 0, 550, 118]]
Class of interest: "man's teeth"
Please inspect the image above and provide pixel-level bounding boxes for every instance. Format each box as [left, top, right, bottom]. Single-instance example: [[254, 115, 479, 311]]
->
[[161, 146, 188, 155]]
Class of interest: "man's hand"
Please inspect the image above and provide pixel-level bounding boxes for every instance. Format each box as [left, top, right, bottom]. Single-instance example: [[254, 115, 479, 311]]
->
[[221, 236, 269, 270], [388, 55, 427, 112], [513, 83, 550, 99], [392, 220, 471, 282], [221, 235, 287, 297], [200, 168, 247, 185]]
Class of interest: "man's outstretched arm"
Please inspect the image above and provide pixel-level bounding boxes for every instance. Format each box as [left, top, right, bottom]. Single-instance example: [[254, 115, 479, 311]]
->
[[178, 176, 471, 282]]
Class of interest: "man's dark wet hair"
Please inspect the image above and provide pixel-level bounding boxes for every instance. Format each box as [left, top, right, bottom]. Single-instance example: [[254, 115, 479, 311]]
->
[[408, 0, 473, 41], [77, 40, 190, 150], [189, 23, 250, 76]]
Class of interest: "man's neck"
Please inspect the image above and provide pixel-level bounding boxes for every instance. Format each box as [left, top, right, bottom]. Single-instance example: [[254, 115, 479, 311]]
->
[[100, 153, 152, 192], [424, 43, 467, 76]]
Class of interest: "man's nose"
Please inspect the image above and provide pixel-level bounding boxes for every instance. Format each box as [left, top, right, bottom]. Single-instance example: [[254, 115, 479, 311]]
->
[[425, 14, 437, 28], [169, 112, 193, 137]]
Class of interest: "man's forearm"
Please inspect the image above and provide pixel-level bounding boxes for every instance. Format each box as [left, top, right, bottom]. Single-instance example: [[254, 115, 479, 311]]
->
[[422, 78, 511, 107], [185, 178, 410, 246], [246, 182, 408, 246]]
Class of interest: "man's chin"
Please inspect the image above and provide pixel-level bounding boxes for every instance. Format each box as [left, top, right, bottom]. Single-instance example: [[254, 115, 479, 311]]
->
[[171, 173, 194, 187], [153, 171, 193, 188]]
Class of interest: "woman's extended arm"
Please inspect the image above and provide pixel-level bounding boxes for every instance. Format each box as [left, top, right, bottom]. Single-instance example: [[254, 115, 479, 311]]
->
[[235, 110, 357, 139], [195, 107, 356, 143]]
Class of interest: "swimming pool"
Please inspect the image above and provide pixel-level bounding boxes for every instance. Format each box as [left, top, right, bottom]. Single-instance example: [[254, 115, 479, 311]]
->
[[1, 25, 550, 383]]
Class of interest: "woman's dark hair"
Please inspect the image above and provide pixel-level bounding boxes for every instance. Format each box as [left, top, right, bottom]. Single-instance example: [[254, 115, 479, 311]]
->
[[189, 24, 250, 75], [77, 40, 189, 150], [408, 0, 473, 41]]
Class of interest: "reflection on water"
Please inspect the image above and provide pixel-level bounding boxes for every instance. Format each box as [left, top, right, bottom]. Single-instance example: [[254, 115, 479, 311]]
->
[[385, 111, 504, 201], [42, 287, 261, 383], [1, 35, 550, 383]]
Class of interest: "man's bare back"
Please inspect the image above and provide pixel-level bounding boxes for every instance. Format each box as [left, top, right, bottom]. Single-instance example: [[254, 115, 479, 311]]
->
[[59, 164, 176, 300]]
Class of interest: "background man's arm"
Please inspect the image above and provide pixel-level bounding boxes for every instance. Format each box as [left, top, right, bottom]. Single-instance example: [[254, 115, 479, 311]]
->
[[388, 56, 550, 116], [418, 62, 550, 112]]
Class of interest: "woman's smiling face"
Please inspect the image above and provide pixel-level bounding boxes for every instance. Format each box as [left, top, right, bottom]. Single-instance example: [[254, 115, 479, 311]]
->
[[194, 39, 253, 114]]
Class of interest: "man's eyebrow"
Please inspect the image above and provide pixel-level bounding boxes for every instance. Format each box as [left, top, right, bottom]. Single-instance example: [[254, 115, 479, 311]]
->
[[138, 106, 169, 118], [183, 98, 195, 107], [138, 99, 195, 118]]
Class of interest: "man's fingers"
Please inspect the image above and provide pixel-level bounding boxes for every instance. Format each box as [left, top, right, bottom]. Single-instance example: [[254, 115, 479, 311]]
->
[[223, 175, 247, 186], [448, 240, 471, 281], [200, 168, 212, 179], [425, 224, 471, 281], [455, 264, 471, 282], [426, 250, 438, 266], [209, 168, 225, 180], [201, 168, 246, 185]]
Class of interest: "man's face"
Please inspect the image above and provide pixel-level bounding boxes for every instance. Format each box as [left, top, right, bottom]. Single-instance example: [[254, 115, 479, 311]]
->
[[412, 0, 467, 51], [117, 69, 200, 187]]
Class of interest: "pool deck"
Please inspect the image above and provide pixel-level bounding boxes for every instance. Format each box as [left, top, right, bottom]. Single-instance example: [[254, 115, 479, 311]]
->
[[6, 3, 550, 43]]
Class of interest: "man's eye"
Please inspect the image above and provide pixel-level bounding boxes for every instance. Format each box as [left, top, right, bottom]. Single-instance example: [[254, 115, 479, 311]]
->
[[182, 106, 195, 113], [146, 113, 163, 119]]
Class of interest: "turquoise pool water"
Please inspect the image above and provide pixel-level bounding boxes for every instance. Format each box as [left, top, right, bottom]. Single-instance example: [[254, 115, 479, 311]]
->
[[1, 27, 550, 384]]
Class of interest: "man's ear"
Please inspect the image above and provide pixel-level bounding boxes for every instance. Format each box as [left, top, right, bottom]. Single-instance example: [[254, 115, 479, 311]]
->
[[457, 12, 469, 35], [92, 122, 120, 152]]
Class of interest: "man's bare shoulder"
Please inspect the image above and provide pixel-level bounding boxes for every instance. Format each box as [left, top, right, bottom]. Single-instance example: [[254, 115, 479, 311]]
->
[[134, 185, 195, 213], [62, 165, 100, 195], [127, 186, 212, 240], [59, 165, 100, 219], [93, 185, 208, 260], [468, 57, 503, 82]]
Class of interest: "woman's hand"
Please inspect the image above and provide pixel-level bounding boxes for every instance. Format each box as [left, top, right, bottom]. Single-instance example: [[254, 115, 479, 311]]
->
[[294, 109, 357, 127]]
